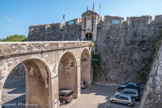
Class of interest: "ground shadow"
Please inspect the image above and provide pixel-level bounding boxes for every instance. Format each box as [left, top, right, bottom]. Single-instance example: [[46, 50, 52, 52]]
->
[[82, 84, 143, 108], [3, 78, 25, 94], [2, 94, 25, 108], [2, 78, 26, 108]]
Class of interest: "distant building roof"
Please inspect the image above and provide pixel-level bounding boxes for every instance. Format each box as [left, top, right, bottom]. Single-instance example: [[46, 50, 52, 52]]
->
[[82, 10, 98, 16]]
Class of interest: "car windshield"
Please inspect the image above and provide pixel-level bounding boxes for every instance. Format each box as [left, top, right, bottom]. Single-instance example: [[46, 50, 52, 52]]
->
[[115, 95, 119, 98], [127, 91, 136, 94], [126, 86, 137, 89], [127, 83, 136, 87], [122, 97, 129, 100]]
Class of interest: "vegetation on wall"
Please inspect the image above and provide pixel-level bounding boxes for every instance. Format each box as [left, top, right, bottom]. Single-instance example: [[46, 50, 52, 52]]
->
[[137, 57, 154, 83], [91, 51, 102, 81], [91, 42, 95, 47], [92, 51, 101, 68], [0, 34, 26, 42]]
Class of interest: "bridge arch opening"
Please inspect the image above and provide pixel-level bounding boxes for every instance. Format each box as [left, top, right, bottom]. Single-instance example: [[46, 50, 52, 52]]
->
[[58, 52, 78, 101], [81, 49, 91, 87], [1, 59, 51, 108]]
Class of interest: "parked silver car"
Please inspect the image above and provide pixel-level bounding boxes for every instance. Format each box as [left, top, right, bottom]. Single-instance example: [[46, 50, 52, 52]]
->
[[115, 88, 140, 101], [110, 94, 135, 107]]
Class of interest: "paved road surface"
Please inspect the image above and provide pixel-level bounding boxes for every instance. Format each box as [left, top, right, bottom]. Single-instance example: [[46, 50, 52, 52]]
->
[[60, 85, 141, 108], [2, 79, 141, 108]]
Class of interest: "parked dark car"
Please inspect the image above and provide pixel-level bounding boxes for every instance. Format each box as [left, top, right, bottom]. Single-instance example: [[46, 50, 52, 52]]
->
[[81, 80, 87, 89], [117, 83, 140, 93], [110, 94, 135, 107], [59, 89, 73, 104]]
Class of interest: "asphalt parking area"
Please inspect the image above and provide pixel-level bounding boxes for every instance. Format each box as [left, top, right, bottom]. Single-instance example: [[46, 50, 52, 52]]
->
[[60, 85, 141, 108]]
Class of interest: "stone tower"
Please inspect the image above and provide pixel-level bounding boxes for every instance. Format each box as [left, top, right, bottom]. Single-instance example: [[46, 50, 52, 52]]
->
[[81, 10, 101, 41]]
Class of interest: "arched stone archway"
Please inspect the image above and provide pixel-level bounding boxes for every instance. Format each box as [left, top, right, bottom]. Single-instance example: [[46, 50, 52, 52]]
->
[[58, 52, 78, 99], [1, 59, 51, 108], [85, 33, 93, 41], [81, 49, 91, 86]]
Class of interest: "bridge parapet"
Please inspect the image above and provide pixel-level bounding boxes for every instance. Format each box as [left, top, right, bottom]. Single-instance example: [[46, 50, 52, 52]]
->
[[0, 41, 91, 59]]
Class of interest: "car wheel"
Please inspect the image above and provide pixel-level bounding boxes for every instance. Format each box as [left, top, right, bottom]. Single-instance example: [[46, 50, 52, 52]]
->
[[62, 100, 66, 104], [127, 103, 132, 107], [111, 100, 115, 103]]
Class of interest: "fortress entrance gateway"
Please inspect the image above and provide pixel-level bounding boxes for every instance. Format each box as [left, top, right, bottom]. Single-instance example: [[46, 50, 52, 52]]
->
[[85, 33, 93, 41]]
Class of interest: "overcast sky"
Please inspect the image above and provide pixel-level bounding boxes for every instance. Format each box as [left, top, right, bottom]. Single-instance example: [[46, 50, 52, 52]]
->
[[0, 0, 162, 39]]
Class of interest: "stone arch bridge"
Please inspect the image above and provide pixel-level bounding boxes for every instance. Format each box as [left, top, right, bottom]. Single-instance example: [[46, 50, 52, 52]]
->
[[0, 41, 92, 108]]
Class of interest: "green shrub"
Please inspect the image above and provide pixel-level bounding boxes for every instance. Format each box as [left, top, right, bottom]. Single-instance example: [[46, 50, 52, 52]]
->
[[91, 51, 101, 68], [91, 51, 102, 81], [1, 34, 26, 42]]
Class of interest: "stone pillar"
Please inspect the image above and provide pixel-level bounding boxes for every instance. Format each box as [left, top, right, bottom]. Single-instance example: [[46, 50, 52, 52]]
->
[[51, 77, 59, 108], [81, 59, 91, 86], [26, 74, 50, 108], [77, 59, 81, 98]]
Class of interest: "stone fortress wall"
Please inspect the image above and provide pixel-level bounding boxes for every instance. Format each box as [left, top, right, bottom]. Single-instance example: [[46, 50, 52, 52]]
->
[[27, 18, 81, 41], [96, 15, 162, 84]]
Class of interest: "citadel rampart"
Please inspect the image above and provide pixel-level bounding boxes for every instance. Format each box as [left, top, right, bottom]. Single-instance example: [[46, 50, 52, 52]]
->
[[96, 15, 162, 84], [27, 18, 81, 41], [155, 15, 162, 23]]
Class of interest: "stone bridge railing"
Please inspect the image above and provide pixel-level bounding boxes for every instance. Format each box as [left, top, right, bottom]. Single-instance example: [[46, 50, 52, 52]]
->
[[0, 41, 91, 59]]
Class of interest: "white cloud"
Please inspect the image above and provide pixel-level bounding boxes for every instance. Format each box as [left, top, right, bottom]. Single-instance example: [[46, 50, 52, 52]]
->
[[3, 16, 12, 21]]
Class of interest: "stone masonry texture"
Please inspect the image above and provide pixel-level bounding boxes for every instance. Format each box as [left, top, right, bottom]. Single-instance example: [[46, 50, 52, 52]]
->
[[27, 19, 81, 41], [140, 42, 162, 108], [95, 16, 162, 84]]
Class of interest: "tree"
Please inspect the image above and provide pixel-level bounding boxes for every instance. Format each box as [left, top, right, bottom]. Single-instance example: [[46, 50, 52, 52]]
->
[[0, 34, 26, 42]]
